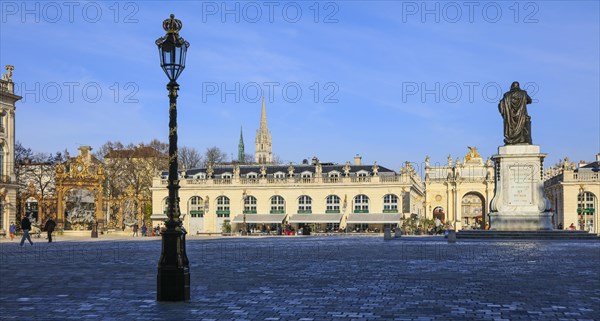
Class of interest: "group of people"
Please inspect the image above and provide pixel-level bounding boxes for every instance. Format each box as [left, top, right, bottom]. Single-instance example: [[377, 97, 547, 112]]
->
[[9, 215, 57, 246], [130, 223, 162, 237], [8, 217, 168, 244]]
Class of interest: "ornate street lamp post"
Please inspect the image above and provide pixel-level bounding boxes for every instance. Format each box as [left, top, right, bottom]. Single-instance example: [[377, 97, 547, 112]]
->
[[242, 190, 248, 235], [578, 185, 584, 231], [156, 14, 190, 302]]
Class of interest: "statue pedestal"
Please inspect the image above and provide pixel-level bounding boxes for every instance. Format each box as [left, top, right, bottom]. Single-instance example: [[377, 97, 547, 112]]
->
[[489, 145, 552, 231]]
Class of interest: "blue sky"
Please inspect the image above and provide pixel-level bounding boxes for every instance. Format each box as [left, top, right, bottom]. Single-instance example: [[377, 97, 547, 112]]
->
[[1, 1, 599, 171]]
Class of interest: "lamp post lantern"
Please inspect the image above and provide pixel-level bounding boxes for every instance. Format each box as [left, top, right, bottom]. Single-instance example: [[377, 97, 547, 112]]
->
[[156, 14, 190, 302]]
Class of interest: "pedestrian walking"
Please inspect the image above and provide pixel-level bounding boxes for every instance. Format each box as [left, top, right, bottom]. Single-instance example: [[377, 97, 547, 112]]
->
[[141, 224, 147, 237], [44, 217, 57, 243], [9, 222, 16, 240], [19, 216, 33, 246], [132, 223, 139, 237]]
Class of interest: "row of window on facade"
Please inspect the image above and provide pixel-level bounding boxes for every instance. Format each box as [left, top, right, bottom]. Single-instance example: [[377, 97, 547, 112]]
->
[[164, 194, 400, 218], [180, 170, 377, 180]]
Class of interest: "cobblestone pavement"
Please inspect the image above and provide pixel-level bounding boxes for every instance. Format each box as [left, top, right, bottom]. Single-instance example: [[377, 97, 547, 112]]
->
[[0, 236, 599, 320]]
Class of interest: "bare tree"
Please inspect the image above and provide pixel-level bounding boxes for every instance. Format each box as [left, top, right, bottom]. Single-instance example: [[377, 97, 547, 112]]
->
[[99, 140, 167, 199], [204, 146, 228, 166], [272, 154, 284, 165], [93, 141, 125, 161], [179, 146, 203, 169], [15, 143, 65, 224], [243, 153, 254, 164], [147, 139, 169, 155]]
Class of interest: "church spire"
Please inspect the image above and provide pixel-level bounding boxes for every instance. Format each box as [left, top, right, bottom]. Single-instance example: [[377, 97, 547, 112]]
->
[[255, 97, 273, 164], [238, 126, 245, 163], [260, 96, 268, 131]]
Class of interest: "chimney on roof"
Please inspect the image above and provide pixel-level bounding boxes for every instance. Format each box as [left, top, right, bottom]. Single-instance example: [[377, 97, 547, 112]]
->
[[597, 153, 600, 162], [354, 154, 362, 166]]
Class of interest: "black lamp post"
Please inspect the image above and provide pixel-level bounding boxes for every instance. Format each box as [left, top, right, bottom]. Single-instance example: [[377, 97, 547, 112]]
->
[[156, 13, 190, 302], [242, 190, 248, 235]]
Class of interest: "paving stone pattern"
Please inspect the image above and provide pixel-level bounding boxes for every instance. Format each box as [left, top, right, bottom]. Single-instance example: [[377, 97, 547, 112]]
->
[[0, 237, 599, 320]]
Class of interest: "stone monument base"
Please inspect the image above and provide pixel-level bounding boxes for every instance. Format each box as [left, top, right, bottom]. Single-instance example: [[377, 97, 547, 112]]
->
[[489, 212, 552, 231], [489, 145, 552, 231]]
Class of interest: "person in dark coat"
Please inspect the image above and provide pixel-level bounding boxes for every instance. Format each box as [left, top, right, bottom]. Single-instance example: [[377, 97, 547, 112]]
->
[[44, 217, 57, 243], [20, 216, 33, 246], [132, 223, 139, 237]]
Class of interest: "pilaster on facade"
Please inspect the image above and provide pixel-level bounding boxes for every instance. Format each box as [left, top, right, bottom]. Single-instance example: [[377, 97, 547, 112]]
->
[[0, 65, 21, 232]]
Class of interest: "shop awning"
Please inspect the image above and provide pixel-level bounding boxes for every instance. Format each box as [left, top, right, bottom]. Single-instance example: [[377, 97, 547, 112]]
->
[[346, 213, 402, 224], [231, 214, 287, 224], [288, 213, 344, 223]]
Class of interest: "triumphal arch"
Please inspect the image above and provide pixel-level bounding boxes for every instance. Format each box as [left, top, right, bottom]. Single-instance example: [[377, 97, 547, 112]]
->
[[424, 147, 495, 230]]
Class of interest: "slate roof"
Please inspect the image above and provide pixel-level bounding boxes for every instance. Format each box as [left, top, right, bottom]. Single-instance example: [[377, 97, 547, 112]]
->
[[163, 163, 397, 178], [578, 161, 599, 172]]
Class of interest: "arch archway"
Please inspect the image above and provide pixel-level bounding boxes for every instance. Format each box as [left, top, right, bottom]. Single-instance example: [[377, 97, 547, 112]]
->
[[461, 192, 486, 229], [19, 182, 47, 225], [432, 206, 445, 222]]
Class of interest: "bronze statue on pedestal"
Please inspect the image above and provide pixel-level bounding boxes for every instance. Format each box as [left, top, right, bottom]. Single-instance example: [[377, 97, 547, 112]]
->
[[498, 81, 533, 145]]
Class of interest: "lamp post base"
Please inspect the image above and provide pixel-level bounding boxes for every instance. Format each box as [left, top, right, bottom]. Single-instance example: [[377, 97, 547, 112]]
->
[[157, 228, 190, 301], [91, 222, 98, 238]]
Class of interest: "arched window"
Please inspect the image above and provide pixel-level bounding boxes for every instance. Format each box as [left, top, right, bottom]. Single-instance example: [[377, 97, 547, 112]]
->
[[247, 172, 258, 179], [192, 173, 206, 180], [578, 191, 597, 231], [188, 196, 204, 217], [25, 197, 39, 223], [244, 195, 257, 214], [217, 196, 230, 217], [356, 170, 368, 182], [383, 194, 398, 213], [328, 171, 340, 182], [354, 194, 369, 213], [300, 171, 312, 183], [270, 195, 285, 214], [298, 195, 312, 213], [326, 195, 341, 213]]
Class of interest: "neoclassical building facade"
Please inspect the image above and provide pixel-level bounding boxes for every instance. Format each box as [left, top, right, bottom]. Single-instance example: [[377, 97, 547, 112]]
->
[[424, 148, 495, 230], [0, 65, 20, 232], [544, 154, 599, 234], [151, 159, 425, 234]]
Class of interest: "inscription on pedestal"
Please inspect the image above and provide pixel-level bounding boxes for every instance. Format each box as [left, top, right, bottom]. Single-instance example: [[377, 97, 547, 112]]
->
[[508, 165, 533, 205]]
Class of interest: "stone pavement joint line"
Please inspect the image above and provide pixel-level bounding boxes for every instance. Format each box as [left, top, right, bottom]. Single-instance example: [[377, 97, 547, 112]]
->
[[0, 237, 599, 320]]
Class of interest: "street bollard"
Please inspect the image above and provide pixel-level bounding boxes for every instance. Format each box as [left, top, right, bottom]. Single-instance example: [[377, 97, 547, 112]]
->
[[447, 230, 456, 243], [384, 227, 392, 240]]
